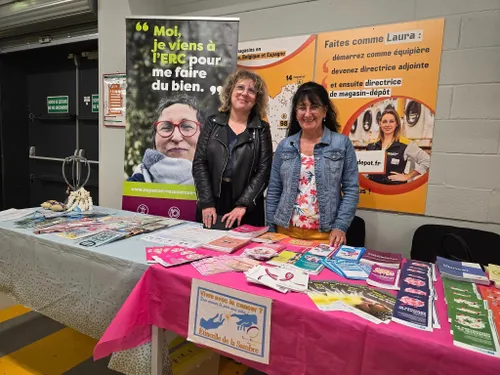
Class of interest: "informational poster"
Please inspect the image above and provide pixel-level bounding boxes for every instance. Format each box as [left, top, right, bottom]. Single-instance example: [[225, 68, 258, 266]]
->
[[103, 73, 126, 127], [122, 17, 239, 219], [237, 35, 316, 150], [315, 19, 444, 214], [188, 279, 272, 364]]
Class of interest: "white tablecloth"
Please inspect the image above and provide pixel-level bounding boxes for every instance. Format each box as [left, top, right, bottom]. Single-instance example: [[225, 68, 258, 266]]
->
[[0, 207, 172, 375]]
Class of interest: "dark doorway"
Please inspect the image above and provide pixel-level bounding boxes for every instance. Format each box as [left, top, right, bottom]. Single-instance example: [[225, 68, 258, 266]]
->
[[0, 39, 99, 210]]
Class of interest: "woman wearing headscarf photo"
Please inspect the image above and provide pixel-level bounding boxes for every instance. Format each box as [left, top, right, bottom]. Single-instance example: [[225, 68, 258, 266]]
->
[[128, 93, 206, 184], [192, 69, 273, 229]]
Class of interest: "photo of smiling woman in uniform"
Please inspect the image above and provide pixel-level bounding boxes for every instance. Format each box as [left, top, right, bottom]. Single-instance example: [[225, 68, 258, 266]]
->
[[366, 108, 430, 185]]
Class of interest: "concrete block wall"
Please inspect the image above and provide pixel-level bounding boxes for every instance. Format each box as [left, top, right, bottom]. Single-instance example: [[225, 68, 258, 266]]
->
[[98, 0, 500, 255]]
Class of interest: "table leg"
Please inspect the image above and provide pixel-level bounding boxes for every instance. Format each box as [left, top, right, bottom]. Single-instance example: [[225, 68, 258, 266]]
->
[[151, 325, 163, 375]]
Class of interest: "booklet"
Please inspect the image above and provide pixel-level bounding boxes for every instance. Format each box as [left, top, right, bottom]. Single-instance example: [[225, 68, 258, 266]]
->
[[307, 281, 396, 324], [222, 257, 261, 272], [201, 236, 251, 253], [191, 256, 234, 276], [322, 258, 371, 280], [443, 278, 481, 302], [278, 238, 321, 247], [332, 245, 366, 262], [436, 256, 489, 285], [145, 246, 210, 267], [359, 249, 402, 269], [307, 244, 336, 257], [266, 250, 302, 266], [229, 225, 269, 238], [288, 251, 325, 275], [366, 264, 400, 290], [78, 230, 127, 247], [245, 265, 309, 293], [251, 232, 289, 243], [392, 293, 433, 331], [487, 264, 500, 288], [241, 242, 285, 261], [450, 308, 500, 357], [190, 256, 259, 276], [57, 225, 105, 240], [392, 260, 434, 331], [307, 281, 344, 311]]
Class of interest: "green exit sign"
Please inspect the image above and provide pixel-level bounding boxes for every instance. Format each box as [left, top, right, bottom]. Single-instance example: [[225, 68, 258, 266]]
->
[[47, 96, 69, 114], [92, 94, 99, 113]]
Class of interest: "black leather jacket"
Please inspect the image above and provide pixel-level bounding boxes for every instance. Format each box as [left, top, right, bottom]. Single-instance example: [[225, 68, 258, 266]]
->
[[192, 112, 273, 211]]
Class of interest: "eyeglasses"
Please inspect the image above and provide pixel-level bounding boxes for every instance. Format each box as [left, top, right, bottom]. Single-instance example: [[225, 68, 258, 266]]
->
[[154, 120, 200, 138], [234, 84, 257, 97], [296, 105, 324, 114]]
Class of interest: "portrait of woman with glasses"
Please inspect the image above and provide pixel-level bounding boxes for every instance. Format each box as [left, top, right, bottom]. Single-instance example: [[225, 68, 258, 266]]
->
[[192, 69, 273, 229], [128, 93, 206, 184]]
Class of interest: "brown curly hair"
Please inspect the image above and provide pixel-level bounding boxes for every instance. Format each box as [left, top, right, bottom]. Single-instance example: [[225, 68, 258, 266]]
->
[[218, 69, 268, 119]]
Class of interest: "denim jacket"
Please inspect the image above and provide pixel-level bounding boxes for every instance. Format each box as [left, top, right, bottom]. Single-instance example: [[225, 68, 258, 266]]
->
[[266, 127, 359, 233]]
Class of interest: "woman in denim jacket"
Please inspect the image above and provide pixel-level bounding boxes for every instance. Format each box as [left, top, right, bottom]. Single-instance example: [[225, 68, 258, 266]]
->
[[266, 82, 359, 248]]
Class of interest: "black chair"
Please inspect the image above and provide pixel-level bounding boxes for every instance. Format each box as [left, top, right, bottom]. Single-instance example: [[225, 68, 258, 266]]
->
[[410, 224, 500, 266], [346, 216, 365, 247]]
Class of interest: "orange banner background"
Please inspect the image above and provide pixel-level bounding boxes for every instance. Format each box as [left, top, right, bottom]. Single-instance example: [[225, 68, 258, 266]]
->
[[237, 19, 444, 214]]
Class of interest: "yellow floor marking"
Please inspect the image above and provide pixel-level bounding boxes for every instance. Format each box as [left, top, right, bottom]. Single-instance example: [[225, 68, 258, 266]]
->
[[0, 305, 30, 324], [218, 356, 249, 375], [0, 327, 97, 375]]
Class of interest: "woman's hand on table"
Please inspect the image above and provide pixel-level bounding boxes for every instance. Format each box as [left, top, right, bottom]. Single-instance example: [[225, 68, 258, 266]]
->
[[222, 207, 246, 228], [329, 228, 346, 249], [202, 207, 217, 228]]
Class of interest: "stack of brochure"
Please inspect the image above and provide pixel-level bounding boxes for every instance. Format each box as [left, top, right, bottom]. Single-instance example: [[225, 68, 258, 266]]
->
[[229, 225, 269, 239], [322, 259, 371, 280], [201, 236, 251, 253], [145, 246, 210, 267], [245, 265, 309, 293], [392, 260, 437, 331], [251, 232, 289, 243], [267, 250, 326, 275], [366, 265, 401, 290], [436, 256, 489, 285], [241, 242, 285, 261], [486, 264, 500, 288], [141, 222, 228, 248], [321, 245, 370, 280], [478, 285, 500, 349], [191, 256, 260, 276], [359, 249, 402, 269], [307, 280, 396, 324], [443, 279, 500, 357]]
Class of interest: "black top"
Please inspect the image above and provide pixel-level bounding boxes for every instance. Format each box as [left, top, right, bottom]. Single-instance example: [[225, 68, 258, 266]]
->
[[222, 126, 239, 179], [366, 139, 408, 185]]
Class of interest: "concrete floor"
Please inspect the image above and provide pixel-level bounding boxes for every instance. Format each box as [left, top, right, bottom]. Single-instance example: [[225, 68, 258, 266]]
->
[[0, 293, 15, 310], [0, 293, 264, 375]]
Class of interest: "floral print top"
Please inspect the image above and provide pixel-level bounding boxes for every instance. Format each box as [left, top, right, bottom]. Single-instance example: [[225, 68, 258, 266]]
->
[[290, 154, 320, 229]]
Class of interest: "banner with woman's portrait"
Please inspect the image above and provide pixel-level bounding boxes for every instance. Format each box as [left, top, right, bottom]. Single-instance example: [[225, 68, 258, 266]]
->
[[315, 18, 444, 214], [122, 16, 239, 219]]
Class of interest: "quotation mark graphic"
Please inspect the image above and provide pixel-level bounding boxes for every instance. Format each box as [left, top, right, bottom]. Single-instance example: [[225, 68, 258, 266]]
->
[[209, 86, 223, 95], [135, 22, 149, 32]]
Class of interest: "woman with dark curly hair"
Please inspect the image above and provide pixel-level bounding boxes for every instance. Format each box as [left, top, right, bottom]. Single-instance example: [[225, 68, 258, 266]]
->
[[266, 82, 359, 248], [192, 69, 273, 229]]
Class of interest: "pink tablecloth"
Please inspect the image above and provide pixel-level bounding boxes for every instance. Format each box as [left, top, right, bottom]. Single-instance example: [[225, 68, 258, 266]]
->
[[94, 257, 500, 375]]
